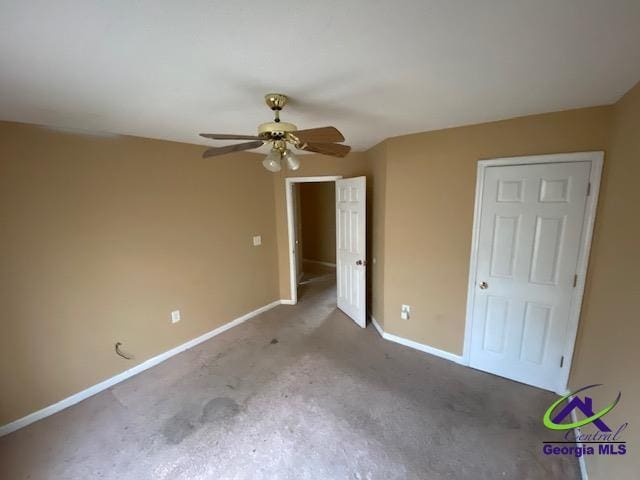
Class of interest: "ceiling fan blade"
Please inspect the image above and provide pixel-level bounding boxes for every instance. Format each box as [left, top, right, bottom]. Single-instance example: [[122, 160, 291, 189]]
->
[[302, 142, 351, 158], [200, 133, 261, 140], [202, 140, 264, 158], [293, 126, 345, 143]]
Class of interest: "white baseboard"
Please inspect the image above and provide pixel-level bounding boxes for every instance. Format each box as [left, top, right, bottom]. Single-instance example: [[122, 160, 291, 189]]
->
[[280, 299, 296, 305], [370, 315, 384, 337], [571, 408, 589, 480], [0, 299, 283, 437], [368, 315, 463, 365], [302, 258, 336, 268]]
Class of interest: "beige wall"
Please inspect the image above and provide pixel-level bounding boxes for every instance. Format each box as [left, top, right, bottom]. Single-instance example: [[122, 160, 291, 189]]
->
[[376, 106, 612, 353], [299, 182, 336, 264], [364, 141, 388, 326], [569, 81, 640, 478], [273, 153, 368, 299], [0, 122, 280, 425]]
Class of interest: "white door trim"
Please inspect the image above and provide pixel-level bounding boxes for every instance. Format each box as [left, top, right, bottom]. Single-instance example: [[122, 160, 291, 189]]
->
[[462, 151, 603, 394], [285, 176, 342, 304]]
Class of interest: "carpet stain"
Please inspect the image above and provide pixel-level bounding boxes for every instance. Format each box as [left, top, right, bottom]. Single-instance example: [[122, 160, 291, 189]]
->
[[200, 397, 241, 423], [161, 397, 241, 444], [162, 414, 196, 444], [270, 338, 279, 345]]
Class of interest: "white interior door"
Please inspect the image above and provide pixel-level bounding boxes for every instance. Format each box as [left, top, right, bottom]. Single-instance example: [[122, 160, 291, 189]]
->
[[336, 177, 366, 327], [469, 161, 591, 391]]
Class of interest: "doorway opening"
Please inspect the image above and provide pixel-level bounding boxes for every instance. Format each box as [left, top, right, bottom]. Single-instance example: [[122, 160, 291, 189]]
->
[[295, 180, 337, 301], [286, 175, 367, 328], [286, 176, 341, 306]]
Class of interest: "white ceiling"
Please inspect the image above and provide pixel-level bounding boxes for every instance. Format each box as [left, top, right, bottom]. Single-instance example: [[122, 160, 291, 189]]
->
[[1, 0, 640, 152]]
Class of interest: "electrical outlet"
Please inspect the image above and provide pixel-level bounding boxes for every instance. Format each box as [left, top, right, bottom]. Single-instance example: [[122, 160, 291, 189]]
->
[[401, 304, 411, 320], [171, 310, 181, 324], [253, 235, 262, 246]]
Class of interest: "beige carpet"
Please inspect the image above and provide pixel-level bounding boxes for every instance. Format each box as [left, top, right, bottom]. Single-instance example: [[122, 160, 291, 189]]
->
[[0, 267, 578, 479]]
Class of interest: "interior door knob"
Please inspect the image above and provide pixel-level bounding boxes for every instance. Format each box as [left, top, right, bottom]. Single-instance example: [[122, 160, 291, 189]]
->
[[356, 260, 367, 266], [479, 281, 488, 289]]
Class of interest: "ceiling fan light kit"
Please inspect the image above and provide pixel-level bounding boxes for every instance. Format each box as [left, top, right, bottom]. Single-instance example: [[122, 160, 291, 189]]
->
[[262, 148, 282, 172], [283, 149, 300, 171], [199, 93, 350, 171]]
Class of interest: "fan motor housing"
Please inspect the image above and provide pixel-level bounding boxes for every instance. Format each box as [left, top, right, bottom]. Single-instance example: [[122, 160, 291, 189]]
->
[[258, 121, 297, 139]]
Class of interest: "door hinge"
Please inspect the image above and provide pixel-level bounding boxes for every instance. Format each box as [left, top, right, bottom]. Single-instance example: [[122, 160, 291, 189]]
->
[[572, 274, 578, 288], [560, 356, 564, 368], [586, 182, 591, 196]]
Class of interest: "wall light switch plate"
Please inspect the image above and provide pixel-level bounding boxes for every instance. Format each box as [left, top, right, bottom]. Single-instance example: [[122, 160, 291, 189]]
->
[[253, 235, 262, 246], [171, 310, 181, 324], [401, 304, 411, 320]]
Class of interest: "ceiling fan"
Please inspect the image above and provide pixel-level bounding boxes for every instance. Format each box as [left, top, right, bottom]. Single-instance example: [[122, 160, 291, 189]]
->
[[199, 93, 351, 172]]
